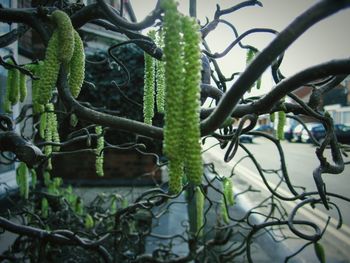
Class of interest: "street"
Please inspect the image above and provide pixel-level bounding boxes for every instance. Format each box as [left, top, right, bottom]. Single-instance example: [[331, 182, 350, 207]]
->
[[203, 136, 350, 262]]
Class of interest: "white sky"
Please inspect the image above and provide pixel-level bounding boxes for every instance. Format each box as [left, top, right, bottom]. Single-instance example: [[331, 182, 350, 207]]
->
[[130, 0, 350, 95]]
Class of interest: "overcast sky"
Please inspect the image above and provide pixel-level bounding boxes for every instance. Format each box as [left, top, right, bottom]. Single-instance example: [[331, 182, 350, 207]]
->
[[130, 0, 350, 94]]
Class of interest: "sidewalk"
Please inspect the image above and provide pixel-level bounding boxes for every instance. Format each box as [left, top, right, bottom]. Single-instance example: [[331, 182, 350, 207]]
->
[[203, 149, 350, 263]]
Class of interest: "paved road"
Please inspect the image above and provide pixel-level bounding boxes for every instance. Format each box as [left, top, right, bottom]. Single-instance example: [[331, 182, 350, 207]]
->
[[203, 137, 350, 262]]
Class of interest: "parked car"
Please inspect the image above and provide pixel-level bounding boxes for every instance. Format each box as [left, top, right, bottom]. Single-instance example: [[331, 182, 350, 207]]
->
[[283, 125, 295, 142], [254, 125, 274, 135], [335, 124, 350, 144], [239, 134, 253, 143], [292, 122, 321, 143], [306, 124, 350, 144]]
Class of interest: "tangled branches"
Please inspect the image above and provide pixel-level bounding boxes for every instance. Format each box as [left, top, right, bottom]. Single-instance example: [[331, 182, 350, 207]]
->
[[1, 0, 350, 262]]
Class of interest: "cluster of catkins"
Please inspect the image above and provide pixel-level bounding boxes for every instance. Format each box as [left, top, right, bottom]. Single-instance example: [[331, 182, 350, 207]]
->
[[157, 0, 203, 194], [3, 60, 28, 113], [143, 30, 166, 124], [33, 10, 85, 108]]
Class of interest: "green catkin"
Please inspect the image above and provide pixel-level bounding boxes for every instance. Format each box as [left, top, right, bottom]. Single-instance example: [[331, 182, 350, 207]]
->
[[75, 198, 84, 215], [221, 201, 229, 224], [51, 10, 75, 65], [19, 73, 27, 102], [143, 30, 156, 124], [168, 160, 183, 194], [70, 113, 79, 127], [245, 48, 262, 90], [43, 171, 51, 187], [68, 30, 85, 98], [26, 62, 45, 113], [162, 0, 185, 193], [85, 214, 94, 229], [156, 31, 165, 113], [50, 110, 60, 152], [44, 105, 53, 160], [9, 67, 20, 105], [246, 49, 255, 65], [277, 111, 286, 140], [270, 112, 275, 123], [16, 162, 29, 199], [95, 126, 104, 177], [45, 103, 60, 152], [39, 112, 47, 139], [182, 16, 203, 186], [314, 242, 326, 263], [4, 69, 12, 113], [41, 198, 49, 218], [223, 177, 234, 206], [37, 31, 60, 105], [30, 169, 37, 189], [195, 187, 204, 236]]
